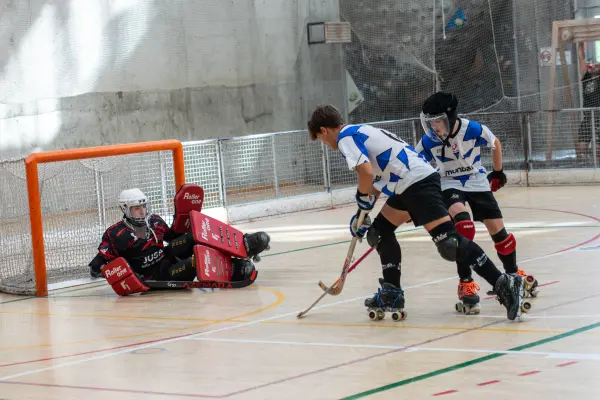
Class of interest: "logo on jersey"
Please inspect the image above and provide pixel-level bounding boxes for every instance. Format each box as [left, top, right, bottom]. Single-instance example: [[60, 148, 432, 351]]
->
[[141, 249, 163, 268], [451, 143, 458, 153], [445, 166, 474, 176]]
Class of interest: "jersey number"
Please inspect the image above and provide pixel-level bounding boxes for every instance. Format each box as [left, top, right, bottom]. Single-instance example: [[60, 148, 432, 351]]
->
[[379, 129, 418, 153]]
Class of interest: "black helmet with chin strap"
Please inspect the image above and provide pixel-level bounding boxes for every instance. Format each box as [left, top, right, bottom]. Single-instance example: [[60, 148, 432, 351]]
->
[[420, 92, 459, 140]]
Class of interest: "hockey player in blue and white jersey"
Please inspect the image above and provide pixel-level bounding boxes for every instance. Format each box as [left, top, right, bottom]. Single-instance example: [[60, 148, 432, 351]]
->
[[416, 92, 538, 313], [307, 104, 530, 321]]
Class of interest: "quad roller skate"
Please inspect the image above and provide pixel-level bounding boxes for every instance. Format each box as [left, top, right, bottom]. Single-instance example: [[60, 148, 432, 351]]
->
[[493, 273, 531, 321], [365, 279, 407, 321], [487, 269, 539, 298], [455, 278, 481, 315], [516, 269, 539, 297], [243, 232, 271, 262]]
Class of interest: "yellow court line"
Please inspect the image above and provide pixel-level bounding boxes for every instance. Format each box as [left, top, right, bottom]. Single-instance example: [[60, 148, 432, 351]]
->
[[0, 286, 285, 352], [0, 311, 218, 323]]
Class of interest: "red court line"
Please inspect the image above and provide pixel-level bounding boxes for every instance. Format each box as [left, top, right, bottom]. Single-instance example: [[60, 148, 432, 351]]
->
[[433, 389, 458, 396], [0, 334, 191, 368], [518, 370, 541, 377], [0, 381, 221, 398], [477, 380, 501, 386], [556, 361, 578, 368], [433, 360, 578, 395]]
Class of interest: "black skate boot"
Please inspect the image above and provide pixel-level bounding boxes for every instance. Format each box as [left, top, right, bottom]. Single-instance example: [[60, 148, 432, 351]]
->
[[231, 258, 256, 281], [243, 232, 271, 262], [364, 278, 407, 321], [493, 273, 531, 321]]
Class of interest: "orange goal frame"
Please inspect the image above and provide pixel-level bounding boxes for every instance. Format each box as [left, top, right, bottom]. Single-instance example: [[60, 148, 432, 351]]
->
[[25, 139, 186, 296]]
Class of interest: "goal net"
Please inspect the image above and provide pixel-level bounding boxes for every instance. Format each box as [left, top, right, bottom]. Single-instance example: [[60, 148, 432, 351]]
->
[[0, 141, 184, 296], [340, 0, 575, 123]]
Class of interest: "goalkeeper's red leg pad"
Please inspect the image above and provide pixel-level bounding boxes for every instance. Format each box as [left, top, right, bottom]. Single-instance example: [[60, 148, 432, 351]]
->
[[194, 244, 233, 283], [171, 184, 205, 235], [190, 211, 248, 258]]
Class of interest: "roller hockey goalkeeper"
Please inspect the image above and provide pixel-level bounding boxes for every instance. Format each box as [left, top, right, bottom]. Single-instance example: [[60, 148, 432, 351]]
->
[[88, 184, 271, 296]]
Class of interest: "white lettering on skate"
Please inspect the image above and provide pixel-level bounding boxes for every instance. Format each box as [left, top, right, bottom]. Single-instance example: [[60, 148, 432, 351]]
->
[[201, 218, 211, 241], [183, 192, 203, 205], [204, 250, 211, 278], [120, 281, 131, 291], [212, 233, 220, 241], [167, 282, 177, 288], [445, 166, 474, 176]]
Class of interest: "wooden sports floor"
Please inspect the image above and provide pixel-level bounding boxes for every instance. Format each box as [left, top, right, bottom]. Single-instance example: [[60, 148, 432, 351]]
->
[[1, 186, 600, 399]]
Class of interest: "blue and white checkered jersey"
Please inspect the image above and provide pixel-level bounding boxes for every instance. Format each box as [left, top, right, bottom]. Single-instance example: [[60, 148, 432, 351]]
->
[[415, 118, 497, 192], [337, 124, 436, 196]]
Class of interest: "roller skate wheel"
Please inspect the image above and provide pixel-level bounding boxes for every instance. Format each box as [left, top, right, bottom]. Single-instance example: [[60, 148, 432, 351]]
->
[[392, 312, 399, 321], [400, 311, 407, 320], [455, 302, 463, 313], [525, 275, 535, 284], [463, 305, 471, 314], [521, 301, 532, 313], [530, 289, 539, 298], [471, 304, 481, 314], [368, 310, 376, 320], [376, 310, 385, 320]]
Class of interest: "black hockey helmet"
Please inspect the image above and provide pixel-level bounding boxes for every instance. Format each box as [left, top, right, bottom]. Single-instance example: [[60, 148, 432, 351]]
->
[[420, 92, 458, 139]]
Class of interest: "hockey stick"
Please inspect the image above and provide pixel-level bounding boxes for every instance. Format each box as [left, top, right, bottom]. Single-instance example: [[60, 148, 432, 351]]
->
[[144, 270, 258, 290], [318, 246, 375, 292], [318, 209, 368, 296], [296, 245, 373, 318]]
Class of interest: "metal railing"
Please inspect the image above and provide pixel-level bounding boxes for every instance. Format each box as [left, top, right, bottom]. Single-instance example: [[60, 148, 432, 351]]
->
[[182, 108, 599, 209]]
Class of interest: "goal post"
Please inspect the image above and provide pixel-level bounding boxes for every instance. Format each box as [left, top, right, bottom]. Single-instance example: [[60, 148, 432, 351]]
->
[[4, 140, 186, 297]]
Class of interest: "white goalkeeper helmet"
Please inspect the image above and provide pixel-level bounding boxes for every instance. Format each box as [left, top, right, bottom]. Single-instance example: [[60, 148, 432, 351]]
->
[[118, 188, 150, 227]]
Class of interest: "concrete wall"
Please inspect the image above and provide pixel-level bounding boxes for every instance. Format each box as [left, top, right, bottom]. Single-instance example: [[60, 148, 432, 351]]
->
[[0, 0, 344, 160]]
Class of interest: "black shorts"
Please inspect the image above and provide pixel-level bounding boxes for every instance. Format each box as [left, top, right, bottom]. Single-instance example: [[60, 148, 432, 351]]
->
[[385, 173, 449, 227], [442, 188, 503, 222]]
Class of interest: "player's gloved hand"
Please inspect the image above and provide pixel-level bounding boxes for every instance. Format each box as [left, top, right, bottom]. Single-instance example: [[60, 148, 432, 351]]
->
[[487, 169, 507, 192], [349, 210, 372, 238], [90, 266, 104, 279], [356, 190, 376, 211]]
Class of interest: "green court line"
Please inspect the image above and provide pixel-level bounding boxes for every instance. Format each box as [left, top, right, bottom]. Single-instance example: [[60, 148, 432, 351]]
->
[[340, 321, 600, 399]]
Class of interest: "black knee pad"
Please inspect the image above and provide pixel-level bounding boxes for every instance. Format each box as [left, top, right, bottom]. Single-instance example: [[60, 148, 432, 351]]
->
[[430, 221, 469, 262], [366, 214, 398, 249]]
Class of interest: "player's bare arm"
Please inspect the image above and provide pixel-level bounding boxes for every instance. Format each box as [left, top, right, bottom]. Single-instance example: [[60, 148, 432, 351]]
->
[[491, 137, 503, 172]]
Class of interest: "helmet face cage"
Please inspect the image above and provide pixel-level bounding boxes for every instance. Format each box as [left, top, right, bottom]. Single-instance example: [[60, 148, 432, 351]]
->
[[118, 191, 151, 227], [420, 111, 450, 140]]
